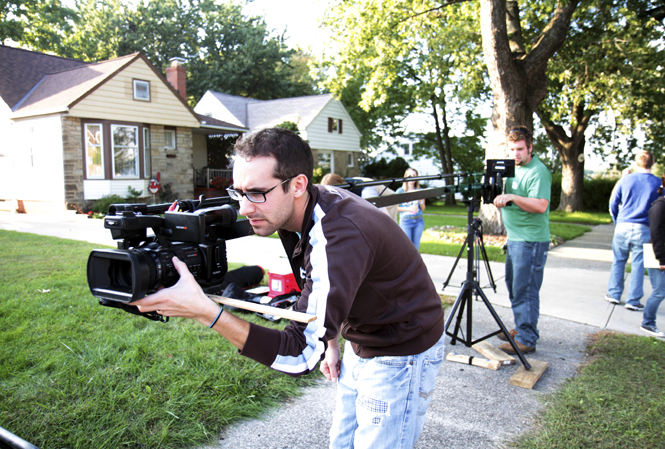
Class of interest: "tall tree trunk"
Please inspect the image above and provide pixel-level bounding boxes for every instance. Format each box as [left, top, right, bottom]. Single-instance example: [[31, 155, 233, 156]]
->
[[537, 100, 590, 212], [477, 0, 578, 234], [559, 153, 585, 211], [431, 95, 456, 205]]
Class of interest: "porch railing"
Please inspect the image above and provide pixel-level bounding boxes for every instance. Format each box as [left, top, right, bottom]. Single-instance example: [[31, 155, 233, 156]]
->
[[194, 168, 233, 188]]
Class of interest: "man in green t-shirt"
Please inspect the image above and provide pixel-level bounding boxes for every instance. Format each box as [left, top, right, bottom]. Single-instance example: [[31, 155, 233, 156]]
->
[[493, 126, 552, 355]]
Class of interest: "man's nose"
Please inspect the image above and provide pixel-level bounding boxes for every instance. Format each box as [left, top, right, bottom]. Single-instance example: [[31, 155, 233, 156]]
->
[[238, 196, 254, 216]]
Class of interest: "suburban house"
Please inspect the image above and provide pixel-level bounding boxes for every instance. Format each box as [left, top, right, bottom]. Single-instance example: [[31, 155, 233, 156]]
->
[[0, 46, 245, 214], [194, 91, 362, 179], [0, 46, 361, 215]]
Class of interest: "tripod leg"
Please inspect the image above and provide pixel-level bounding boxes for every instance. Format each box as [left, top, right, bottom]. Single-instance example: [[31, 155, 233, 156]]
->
[[471, 284, 531, 370], [443, 236, 469, 290], [477, 235, 497, 292], [443, 282, 471, 346]]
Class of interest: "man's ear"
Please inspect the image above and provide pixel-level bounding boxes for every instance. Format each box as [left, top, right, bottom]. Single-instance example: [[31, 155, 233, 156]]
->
[[292, 174, 309, 198]]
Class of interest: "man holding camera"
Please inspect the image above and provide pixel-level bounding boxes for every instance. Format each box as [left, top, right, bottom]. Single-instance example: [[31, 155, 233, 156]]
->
[[493, 126, 552, 355], [133, 128, 445, 449]]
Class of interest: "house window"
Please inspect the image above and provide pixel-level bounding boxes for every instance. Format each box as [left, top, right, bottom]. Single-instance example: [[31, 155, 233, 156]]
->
[[143, 127, 151, 177], [85, 123, 104, 179], [82, 120, 150, 181], [347, 153, 354, 167], [133, 80, 150, 101], [165, 129, 176, 151], [112, 125, 139, 178], [318, 151, 333, 174], [328, 117, 343, 134], [401, 143, 411, 156]]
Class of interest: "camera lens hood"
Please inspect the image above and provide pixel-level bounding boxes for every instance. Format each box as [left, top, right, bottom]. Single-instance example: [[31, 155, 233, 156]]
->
[[87, 249, 153, 303]]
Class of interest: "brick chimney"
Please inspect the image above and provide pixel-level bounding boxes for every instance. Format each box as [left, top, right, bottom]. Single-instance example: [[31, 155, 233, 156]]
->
[[166, 57, 187, 100]]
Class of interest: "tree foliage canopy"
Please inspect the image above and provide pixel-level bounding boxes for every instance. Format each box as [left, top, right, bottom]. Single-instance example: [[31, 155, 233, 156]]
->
[[539, 0, 665, 168], [68, 0, 318, 103], [1, 0, 77, 54], [519, 0, 665, 210], [411, 109, 487, 173], [320, 0, 488, 176], [3, 0, 319, 105]]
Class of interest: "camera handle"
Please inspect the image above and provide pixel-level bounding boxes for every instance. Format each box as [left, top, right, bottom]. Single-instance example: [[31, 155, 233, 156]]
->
[[98, 299, 169, 323]]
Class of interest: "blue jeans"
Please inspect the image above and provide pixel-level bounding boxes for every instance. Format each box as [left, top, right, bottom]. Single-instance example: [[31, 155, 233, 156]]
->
[[400, 217, 425, 250], [644, 268, 665, 328], [505, 241, 549, 348], [608, 222, 650, 305], [329, 334, 445, 449]]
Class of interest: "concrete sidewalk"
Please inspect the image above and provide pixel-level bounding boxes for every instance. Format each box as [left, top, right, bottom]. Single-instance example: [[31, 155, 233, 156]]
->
[[0, 212, 660, 448]]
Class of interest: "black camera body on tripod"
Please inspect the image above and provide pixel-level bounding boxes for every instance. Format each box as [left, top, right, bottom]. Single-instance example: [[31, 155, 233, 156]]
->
[[480, 159, 515, 205], [87, 200, 253, 321]]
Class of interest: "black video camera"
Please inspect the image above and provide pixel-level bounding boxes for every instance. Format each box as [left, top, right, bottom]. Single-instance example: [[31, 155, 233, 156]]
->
[[86, 199, 253, 322], [481, 159, 515, 204]]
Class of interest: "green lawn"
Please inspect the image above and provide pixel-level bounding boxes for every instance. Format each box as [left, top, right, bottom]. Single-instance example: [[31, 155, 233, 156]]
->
[[425, 204, 476, 216], [419, 237, 507, 262], [267, 210, 595, 262], [421, 212, 593, 262], [0, 231, 317, 449], [267, 203, 609, 257], [508, 332, 665, 449], [426, 202, 612, 225], [549, 210, 613, 225]]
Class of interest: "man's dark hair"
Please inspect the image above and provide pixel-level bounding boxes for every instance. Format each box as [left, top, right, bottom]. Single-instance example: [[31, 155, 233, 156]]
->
[[508, 126, 533, 147], [233, 128, 314, 190]]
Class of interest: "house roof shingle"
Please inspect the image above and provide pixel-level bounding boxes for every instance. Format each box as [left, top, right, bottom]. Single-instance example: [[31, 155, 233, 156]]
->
[[196, 113, 248, 132], [209, 91, 263, 127], [12, 53, 139, 115], [2, 49, 201, 125], [206, 91, 335, 130], [247, 94, 333, 129], [2, 46, 330, 133], [0, 45, 89, 109]]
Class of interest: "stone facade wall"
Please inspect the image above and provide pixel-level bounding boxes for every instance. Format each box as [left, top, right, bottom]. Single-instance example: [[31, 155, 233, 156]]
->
[[334, 151, 360, 178], [312, 148, 360, 179], [62, 116, 84, 207], [149, 125, 194, 200]]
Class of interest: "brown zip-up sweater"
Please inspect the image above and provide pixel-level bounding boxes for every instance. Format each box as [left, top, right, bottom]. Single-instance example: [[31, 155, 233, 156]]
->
[[240, 185, 444, 376]]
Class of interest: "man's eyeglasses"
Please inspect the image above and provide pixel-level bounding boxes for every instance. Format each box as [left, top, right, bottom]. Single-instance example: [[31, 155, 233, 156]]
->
[[226, 176, 295, 203]]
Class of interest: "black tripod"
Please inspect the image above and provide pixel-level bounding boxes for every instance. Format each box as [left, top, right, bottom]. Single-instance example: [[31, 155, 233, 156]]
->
[[443, 198, 531, 369], [443, 217, 497, 295]]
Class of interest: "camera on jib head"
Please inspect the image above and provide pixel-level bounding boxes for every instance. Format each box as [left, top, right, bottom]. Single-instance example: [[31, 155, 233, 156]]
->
[[86, 199, 253, 322], [480, 159, 515, 204]]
